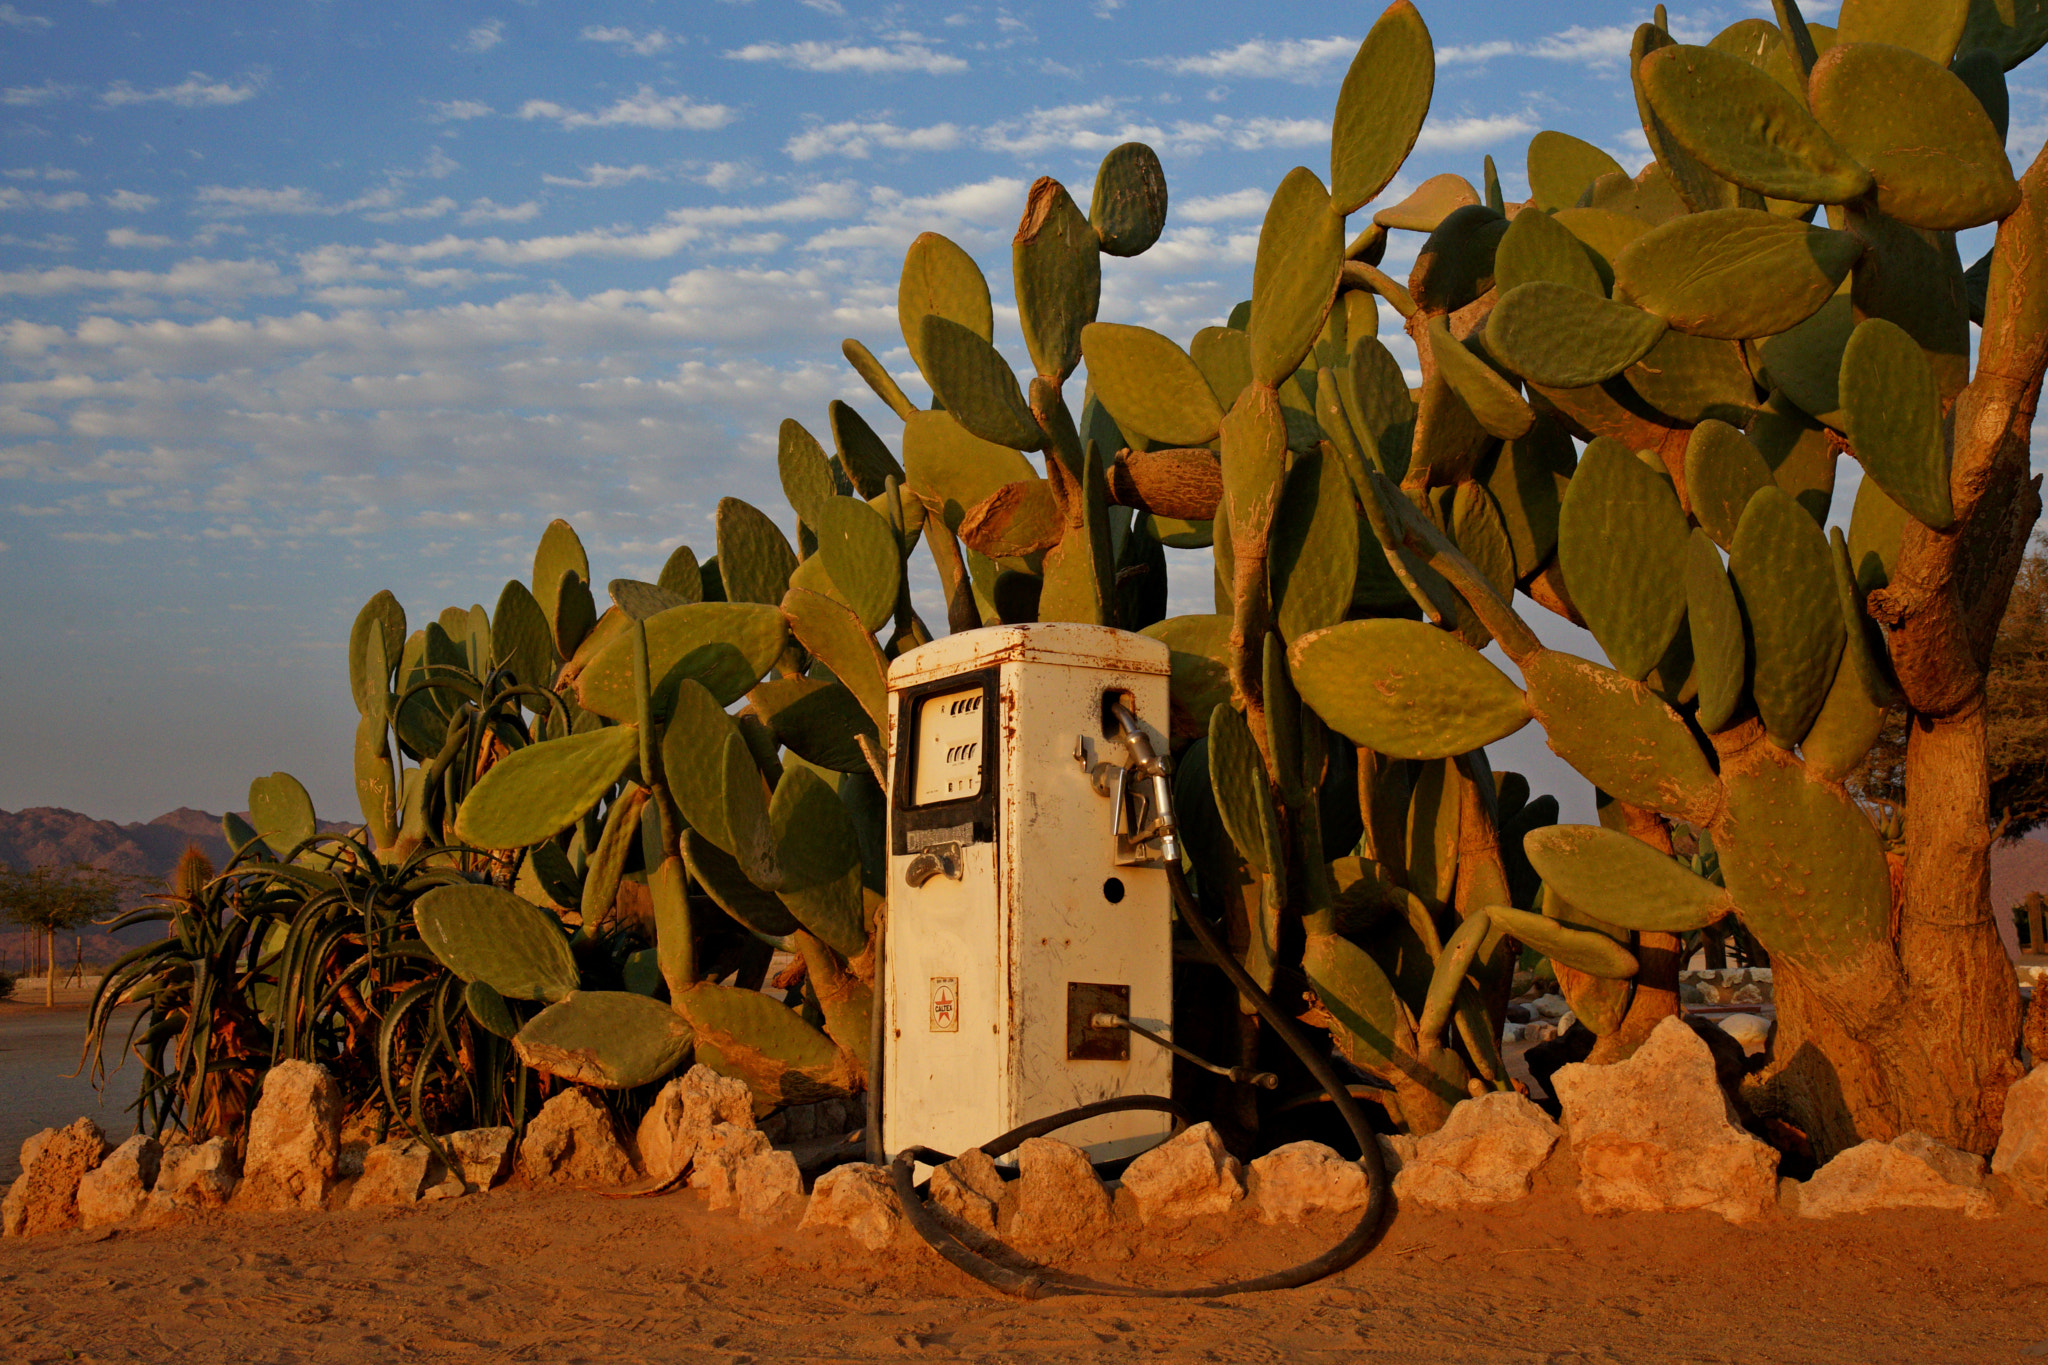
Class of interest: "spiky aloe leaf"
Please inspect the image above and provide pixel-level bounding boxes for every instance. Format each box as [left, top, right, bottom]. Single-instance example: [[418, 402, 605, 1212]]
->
[[1090, 141, 1168, 257], [248, 772, 316, 856], [514, 991, 693, 1089], [1558, 438, 1691, 681], [415, 883, 579, 1002], [1523, 823, 1735, 932], [1637, 43, 1873, 204], [1291, 619, 1531, 761], [1526, 130, 1625, 212], [1329, 0, 1434, 215], [1729, 485, 1845, 748], [1809, 40, 2019, 231], [457, 727, 627, 853], [349, 590, 406, 719], [1839, 317, 1955, 529], [1486, 282, 1666, 388], [573, 601, 786, 722], [1080, 323, 1223, 448], [677, 982, 861, 1107], [1249, 167, 1345, 388], [1522, 651, 1720, 825]]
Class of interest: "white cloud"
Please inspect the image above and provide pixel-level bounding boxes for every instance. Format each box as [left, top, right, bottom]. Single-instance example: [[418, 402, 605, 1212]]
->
[[1147, 36, 1355, 82], [428, 98, 493, 122], [1413, 112, 1540, 151], [106, 189, 158, 211], [0, 257, 291, 297], [102, 72, 264, 108], [196, 185, 328, 215], [4, 165, 78, 180], [460, 19, 505, 53], [1175, 188, 1268, 222], [581, 25, 674, 56], [786, 119, 963, 161], [726, 40, 967, 75], [518, 87, 735, 131], [0, 5, 53, 30], [543, 162, 664, 188], [0, 186, 91, 211], [461, 198, 541, 223], [107, 227, 177, 248], [3, 80, 74, 105], [1440, 19, 1711, 67]]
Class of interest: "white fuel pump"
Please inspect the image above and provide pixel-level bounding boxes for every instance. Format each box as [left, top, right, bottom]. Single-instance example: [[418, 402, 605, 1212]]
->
[[880, 622, 1177, 1164]]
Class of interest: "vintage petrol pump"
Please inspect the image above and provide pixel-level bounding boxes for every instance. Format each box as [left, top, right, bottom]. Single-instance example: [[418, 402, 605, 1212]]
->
[[880, 622, 1179, 1164]]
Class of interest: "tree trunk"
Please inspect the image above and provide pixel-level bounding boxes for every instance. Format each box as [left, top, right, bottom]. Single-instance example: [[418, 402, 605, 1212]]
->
[[44, 927, 54, 1008]]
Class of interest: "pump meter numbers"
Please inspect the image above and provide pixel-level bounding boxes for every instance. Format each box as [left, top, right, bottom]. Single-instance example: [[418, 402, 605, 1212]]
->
[[912, 687, 986, 806]]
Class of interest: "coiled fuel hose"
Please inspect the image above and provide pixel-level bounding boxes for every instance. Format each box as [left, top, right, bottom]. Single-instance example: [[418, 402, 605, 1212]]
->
[[886, 706, 1392, 1298]]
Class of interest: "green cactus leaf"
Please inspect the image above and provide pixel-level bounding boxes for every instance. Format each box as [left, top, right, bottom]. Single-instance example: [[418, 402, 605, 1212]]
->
[[1522, 823, 1737, 932], [514, 991, 693, 1090], [1410, 365, 1490, 489], [1429, 317, 1533, 440], [679, 982, 861, 1107], [1836, 0, 1969, 62], [353, 712, 397, 850], [766, 765, 867, 957], [1522, 651, 1720, 824], [414, 883, 580, 1003], [1620, 330, 1758, 428], [1847, 205, 1971, 406], [1270, 449, 1360, 644], [574, 601, 786, 721], [464, 980, 519, 1041], [902, 409, 1039, 532], [1957, 0, 2048, 70], [919, 314, 1044, 453], [1526, 130, 1626, 213], [1182, 325, 1249, 418], [1289, 618, 1531, 760], [958, 478, 1062, 559], [827, 399, 904, 500], [454, 726, 638, 850], [781, 586, 889, 731], [1410, 205, 1508, 317], [490, 579, 555, 691], [657, 545, 704, 604], [1415, 909, 1491, 1046], [1485, 281, 1667, 389], [1730, 485, 1846, 747], [1343, 336, 1415, 483], [1751, 396, 1841, 523], [1631, 22, 1743, 215], [662, 677, 770, 868], [1802, 526, 1898, 779], [1557, 437, 1691, 681], [532, 518, 591, 634], [751, 675, 877, 776], [1684, 420, 1775, 551], [1753, 294, 1854, 431], [898, 231, 994, 391], [550, 570, 597, 663], [1487, 905, 1639, 980], [1846, 473, 1911, 596], [842, 337, 919, 422], [1839, 317, 1955, 530], [1449, 481, 1517, 601], [778, 418, 837, 529], [681, 828, 801, 937], [580, 784, 647, 928], [1091, 141, 1169, 257], [1218, 382, 1289, 550], [1329, 0, 1433, 215], [1209, 703, 1280, 876], [1716, 752, 1892, 970], [1249, 167, 1346, 388], [608, 579, 686, 622], [1372, 172, 1478, 233], [810, 495, 903, 634], [1810, 40, 2020, 231], [1687, 530, 1748, 733], [1553, 206, 1647, 274], [715, 497, 798, 608], [1638, 43, 1874, 204], [1081, 322, 1223, 448], [1037, 438, 1116, 627], [1013, 176, 1100, 385], [1709, 17, 1807, 97], [1493, 205, 1606, 297], [249, 771, 316, 857], [1140, 614, 1231, 746], [1302, 931, 1405, 1072], [525, 840, 582, 911], [348, 590, 406, 719], [1614, 209, 1861, 341], [1478, 415, 1576, 579]]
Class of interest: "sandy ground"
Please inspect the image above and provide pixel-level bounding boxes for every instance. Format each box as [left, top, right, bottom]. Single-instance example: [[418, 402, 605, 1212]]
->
[[2, 1152, 2045, 1365]]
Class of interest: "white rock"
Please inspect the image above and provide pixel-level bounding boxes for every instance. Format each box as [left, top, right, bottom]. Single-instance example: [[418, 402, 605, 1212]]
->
[[234, 1061, 341, 1212], [1393, 1091, 1561, 1208], [76, 1135, 160, 1229], [1531, 993, 1569, 1020], [1557, 1012, 1577, 1036], [1717, 1013, 1772, 1058], [1501, 1022, 1524, 1044], [1248, 1141, 1374, 1224], [635, 1065, 754, 1182], [2, 1118, 108, 1237], [1117, 1122, 1244, 1223], [347, 1140, 436, 1209], [735, 1149, 804, 1224], [930, 1148, 1004, 1234], [1993, 1064, 2048, 1206], [800, 1163, 901, 1250], [137, 1139, 237, 1225], [1010, 1138, 1113, 1247], [440, 1127, 513, 1192], [1553, 1015, 1779, 1222], [687, 1123, 773, 1210], [1800, 1132, 1994, 1219], [518, 1089, 638, 1186]]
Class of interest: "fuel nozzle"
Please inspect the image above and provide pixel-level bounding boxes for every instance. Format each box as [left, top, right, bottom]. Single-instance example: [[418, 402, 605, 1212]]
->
[[1108, 698, 1179, 866]]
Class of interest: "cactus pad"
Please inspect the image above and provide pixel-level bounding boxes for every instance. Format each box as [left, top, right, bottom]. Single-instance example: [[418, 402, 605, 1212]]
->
[[1248, 167, 1345, 387], [676, 982, 861, 1106], [1685, 420, 1775, 550], [1526, 130, 1626, 212], [1522, 651, 1720, 824], [1557, 437, 1691, 681], [454, 725, 639, 850], [574, 601, 787, 720], [1839, 317, 1955, 529], [1523, 823, 1736, 932], [1090, 141, 1169, 257], [1486, 282, 1666, 389], [1290, 618, 1531, 760], [1081, 323, 1223, 447], [414, 883, 580, 1003], [1637, 43, 1873, 204], [515, 991, 693, 1089], [1486, 905, 1639, 980], [1730, 485, 1845, 747], [1615, 209, 1862, 341], [1329, 1, 1434, 215], [1686, 529, 1747, 732]]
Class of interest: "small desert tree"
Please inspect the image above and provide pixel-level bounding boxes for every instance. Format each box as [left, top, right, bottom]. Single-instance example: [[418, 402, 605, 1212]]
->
[[0, 862, 134, 1007]]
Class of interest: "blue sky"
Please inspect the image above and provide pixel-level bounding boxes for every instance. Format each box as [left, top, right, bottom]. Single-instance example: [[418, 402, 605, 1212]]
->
[[0, 0, 2033, 825]]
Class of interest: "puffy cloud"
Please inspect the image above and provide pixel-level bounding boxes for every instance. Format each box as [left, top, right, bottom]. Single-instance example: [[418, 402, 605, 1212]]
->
[[518, 87, 735, 131], [106, 227, 177, 248], [427, 98, 493, 122], [2, 80, 74, 105], [1146, 36, 1355, 82], [542, 162, 664, 188], [106, 189, 158, 211], [725, 40, 967, 75], [0, 257, 291, 297], [101, 71, 264, 108], [0, 186, 91, 211], [1174, 188, 1269, 222], [459, 19, 504, 53], [0, 5, 53, 30], [1413, 112, 1539, 151], [581, 25, 675, 56], [785, 120, 963, 162]]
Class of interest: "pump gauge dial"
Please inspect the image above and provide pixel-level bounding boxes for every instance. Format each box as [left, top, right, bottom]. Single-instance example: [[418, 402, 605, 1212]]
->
[[912, 686, 985, 806]]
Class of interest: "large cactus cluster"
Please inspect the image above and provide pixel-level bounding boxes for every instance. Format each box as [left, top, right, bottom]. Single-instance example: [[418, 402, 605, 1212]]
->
[[105, 0, 2048, 1159]]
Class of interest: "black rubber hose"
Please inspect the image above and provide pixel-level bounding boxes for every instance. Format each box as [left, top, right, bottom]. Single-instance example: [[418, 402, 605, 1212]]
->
[[887, 862, 1391, 1299]]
